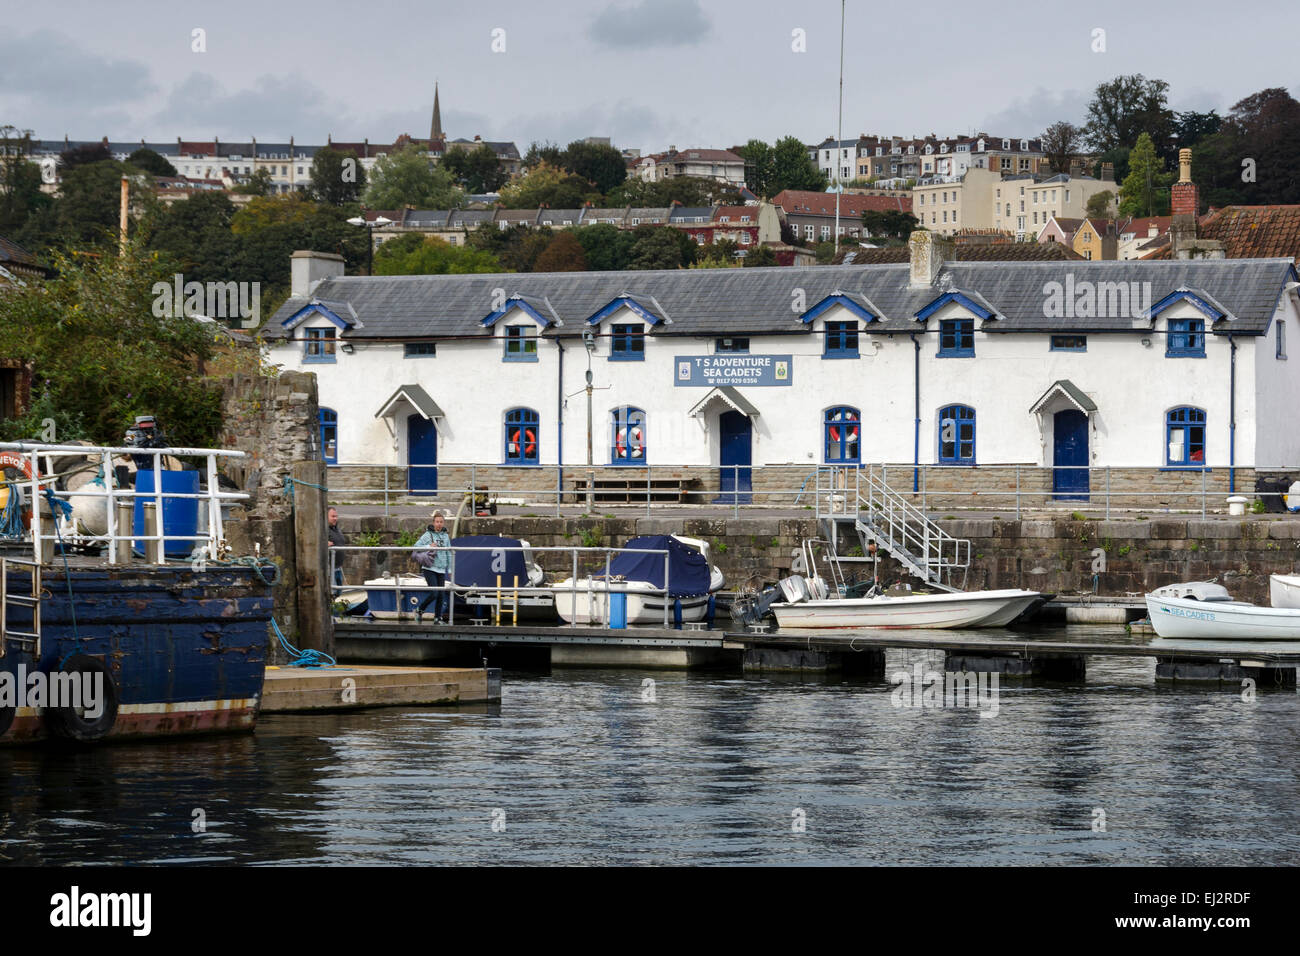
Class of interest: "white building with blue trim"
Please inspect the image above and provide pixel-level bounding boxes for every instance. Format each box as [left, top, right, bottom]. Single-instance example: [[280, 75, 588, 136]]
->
[[263, 235, 1300, 498]]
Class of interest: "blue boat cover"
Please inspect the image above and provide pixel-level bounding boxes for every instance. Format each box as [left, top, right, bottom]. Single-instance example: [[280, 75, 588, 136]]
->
[[599, 535, 711, 597], [450, 536, 530, 587]]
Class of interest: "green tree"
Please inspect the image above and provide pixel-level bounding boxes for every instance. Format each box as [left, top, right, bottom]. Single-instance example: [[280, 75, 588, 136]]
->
[[742, 244, 778, 267], [498, 162, 598, 208], [54, 161, 148, 248], [771, 136, 826, 193], [309, 146, 366, 205], [59, 142, 112, 171], [1040, 121, 1083, 174], [441, 143, 507, 194], [737, 139, 776, 197], [0, 125, 52, 235], [862, 209, 918, 240], [142, 191, 240, 285], [364, 142, 464, 209], [571, 223, 636, 271], [560, 140, 627, 194], [523, 140, 563, 170], [692, 237, 741, 268], [127, 147, 178, 177], [1085, 190, 1116, 219], [605, 174, 743, 208], [1084, 74, 1174, 156], [232, 167, 275, 196], [1119, 133, 1172, 217], [532, 231, 588, 272], [373, 234, 501, 275], [627, 226, 695, 270], [0, 245, 223, 445], [228, 194, 368, 300]]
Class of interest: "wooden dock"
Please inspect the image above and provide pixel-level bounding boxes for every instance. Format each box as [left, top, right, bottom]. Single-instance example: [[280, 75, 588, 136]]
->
[[261, 664, 501, 712]]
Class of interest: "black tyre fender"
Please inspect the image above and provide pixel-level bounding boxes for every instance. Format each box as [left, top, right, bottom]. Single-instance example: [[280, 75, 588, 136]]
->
[[42, 654, 119, 742]]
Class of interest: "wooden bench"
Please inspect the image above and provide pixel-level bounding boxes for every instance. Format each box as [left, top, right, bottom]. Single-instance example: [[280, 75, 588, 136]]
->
[[570, 477, 700, 504]]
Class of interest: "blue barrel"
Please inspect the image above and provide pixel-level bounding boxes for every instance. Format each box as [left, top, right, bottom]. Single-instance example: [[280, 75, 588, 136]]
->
[[133, 469, 200, 558], [609, 591, 627, 629]]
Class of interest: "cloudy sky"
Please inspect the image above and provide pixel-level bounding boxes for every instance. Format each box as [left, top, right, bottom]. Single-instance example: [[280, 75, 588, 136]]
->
[[1, 0, 1293, 151]]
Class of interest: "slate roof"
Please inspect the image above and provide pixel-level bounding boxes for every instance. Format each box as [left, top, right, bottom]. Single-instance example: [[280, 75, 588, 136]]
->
[[264, 257, 1295, 342], [1143, 206, 1300, 264], [0, 235, 45, 270], [833, 243, 1084, 265]]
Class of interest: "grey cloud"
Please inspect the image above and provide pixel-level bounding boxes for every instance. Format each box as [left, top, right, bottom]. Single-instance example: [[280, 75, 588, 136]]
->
[[589, 0, 711, 49], [980, 88, 1092, 138], [0, 29, 155, 113], [152, 72, 347, 138]]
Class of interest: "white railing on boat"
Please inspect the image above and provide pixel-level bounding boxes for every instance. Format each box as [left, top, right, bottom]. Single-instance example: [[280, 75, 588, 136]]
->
[[0, 441, 248, 566]]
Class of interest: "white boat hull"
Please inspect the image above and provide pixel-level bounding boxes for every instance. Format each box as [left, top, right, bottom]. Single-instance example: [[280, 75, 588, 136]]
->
[[1270, 574, 1300, 610], [1145, 592, 1300, 640], [771, 589, 1042, 630], [553, 581, 713, 626]]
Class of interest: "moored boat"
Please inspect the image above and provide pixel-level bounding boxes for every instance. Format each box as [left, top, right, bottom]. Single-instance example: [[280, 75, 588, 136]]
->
[[554, 535, 724, 626], [770, 585, 1043, 630], [1145, 582, 1300, 640], [1270, 573, 1300, 609]]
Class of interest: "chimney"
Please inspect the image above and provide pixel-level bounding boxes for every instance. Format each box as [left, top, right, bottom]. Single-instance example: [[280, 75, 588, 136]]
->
[[291, 250, 346, 298], [1171, 148, 1199, 217], [909, 230, 954, 288], [1100, 162, 1114, 182], [1069, 159, 1083, 178]]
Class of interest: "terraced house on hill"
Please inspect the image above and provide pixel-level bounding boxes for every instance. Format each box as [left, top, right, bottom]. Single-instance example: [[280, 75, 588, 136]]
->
[[263, 233, 1300, 502]]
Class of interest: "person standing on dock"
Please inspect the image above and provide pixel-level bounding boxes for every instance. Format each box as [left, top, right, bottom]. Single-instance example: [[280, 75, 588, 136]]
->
[[414, 510, 452, 622], [327, 507, 347, 588]]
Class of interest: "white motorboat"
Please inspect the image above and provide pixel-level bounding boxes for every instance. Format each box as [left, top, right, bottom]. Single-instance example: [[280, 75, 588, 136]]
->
[[770, 582, 1043, 630], [554, 534, 725, 626], [1270, 573, 1300, 609], [1145, 581, 1300, 640]]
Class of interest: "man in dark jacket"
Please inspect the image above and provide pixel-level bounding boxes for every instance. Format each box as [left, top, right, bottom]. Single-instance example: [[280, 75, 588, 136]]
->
[[327, 507, 347, 587]]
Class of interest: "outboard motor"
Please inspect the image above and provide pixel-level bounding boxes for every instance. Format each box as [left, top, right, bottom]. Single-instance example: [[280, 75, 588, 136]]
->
[[123, 415, 168, 474]]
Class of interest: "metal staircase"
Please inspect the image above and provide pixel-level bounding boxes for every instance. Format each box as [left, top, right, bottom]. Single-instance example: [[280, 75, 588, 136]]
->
[[817, 466, 970, 591]]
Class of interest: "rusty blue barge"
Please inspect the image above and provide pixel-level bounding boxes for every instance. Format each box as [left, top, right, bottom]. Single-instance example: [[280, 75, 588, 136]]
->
[[0, 441, 272, 744]]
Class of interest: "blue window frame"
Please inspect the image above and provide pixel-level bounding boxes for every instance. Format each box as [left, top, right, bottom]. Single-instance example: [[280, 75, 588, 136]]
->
[[610, 324, 645, 361], [504, 408, 540, 465], [504, 326, 538, 362], [303, 327, 336, 363], [1050, 334, 1087, 351], [823, 321, 859, 358], [938, 404, 976, 464], [404, 342, 437, 357], [716, 337, 749, 353], [1166, 318, 1205, 357], [1278, 319, 1287, 359], [938, 319, 974, 357], [318, 407, 338, 464], [824, 406, 861, 464], [610, 407, 647, 464], [1166, 406, 1206, 467]]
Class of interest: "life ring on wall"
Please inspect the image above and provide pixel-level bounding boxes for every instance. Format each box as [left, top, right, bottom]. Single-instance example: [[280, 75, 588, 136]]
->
[[0, 451, 40, 521], [616, 425, 645, 459], [509, 428, 537, 458], [828, 421, 859, 444]]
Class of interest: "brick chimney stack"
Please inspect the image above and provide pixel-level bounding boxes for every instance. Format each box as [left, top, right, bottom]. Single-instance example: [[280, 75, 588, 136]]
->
[[1171, 148, 1199, 217]]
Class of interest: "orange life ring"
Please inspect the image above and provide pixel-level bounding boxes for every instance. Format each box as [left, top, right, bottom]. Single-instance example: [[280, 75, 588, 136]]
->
[[615, 425, 645, 459], [509, 428, 536, 458], [0, 451, 37, 480]]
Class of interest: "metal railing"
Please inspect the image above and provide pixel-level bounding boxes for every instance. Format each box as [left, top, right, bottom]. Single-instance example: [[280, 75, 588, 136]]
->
[[328, 542, 692, 630], [0, 441, 249, 566], [322, 460, 1300, 520]]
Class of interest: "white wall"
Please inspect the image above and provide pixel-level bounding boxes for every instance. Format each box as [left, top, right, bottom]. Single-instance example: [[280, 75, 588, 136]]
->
[[272, 298, 1275, 470]]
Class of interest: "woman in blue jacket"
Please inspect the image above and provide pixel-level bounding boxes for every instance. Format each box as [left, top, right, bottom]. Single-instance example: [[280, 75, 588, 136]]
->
[[413, 510, 452, 622]]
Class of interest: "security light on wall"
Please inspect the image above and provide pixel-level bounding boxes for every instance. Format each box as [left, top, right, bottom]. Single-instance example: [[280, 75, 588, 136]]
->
[[1141, 337, 1152, 348], [340, 342, 354, 354]]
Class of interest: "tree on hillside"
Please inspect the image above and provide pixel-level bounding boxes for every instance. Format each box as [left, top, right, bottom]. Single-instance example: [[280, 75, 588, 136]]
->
[[1119, 133, 1172, 217], [771, 136, 827, 193], [862, 209, 918, 241], [373, 233, 502, 275], [626, 226, 695, 270], [363, 142, 464, 209], [742, 245, 778, 267], [227, 194, 368, 300], [737, 139, 776, 197], [54, 161, 148, 248], [532, 231, 589, 272], [232, 167, 275, 196], [560, 140, 627, 194], [1085, 190, 1116, 219], [1084, 74, 1174, 156], [1041, 121, 1083, 174], [309, 146, 366, 205], [605, 174, 744, 208], [59, 142, 112, 171], [571, 222, 637, 271], [523, 140, 564, 170], [142, 191, 239, 285], [127, 148, 178, 178], [1172, 110, 1222, 151], [497, 162, 598, 208], [0, 125, 52, 235], [441, 143, 507, 194]]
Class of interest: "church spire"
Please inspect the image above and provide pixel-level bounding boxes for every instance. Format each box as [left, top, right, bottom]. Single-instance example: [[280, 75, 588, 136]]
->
[[430, 83, 443, 145]]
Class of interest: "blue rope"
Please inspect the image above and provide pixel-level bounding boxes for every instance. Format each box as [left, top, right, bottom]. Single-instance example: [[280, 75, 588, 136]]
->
[[0, 481, 23, 539], [270, 616, 335, 668]]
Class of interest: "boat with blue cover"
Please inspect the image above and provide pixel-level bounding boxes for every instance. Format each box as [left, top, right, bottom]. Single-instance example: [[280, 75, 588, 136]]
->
[[553, 535, 724, 626]]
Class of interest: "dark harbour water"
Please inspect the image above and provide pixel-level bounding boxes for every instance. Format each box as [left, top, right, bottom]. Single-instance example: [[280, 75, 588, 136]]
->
[[1, 646, 1298, 866]]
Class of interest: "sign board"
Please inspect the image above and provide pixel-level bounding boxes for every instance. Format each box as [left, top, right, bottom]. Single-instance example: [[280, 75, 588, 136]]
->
[[674, 355, 793, 387]]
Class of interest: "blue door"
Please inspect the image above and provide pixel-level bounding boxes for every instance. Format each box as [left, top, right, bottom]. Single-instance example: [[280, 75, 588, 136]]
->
[[407, 414, 438, 495], [717, 411, 752, 504], [1053, 409, 1089, 500]]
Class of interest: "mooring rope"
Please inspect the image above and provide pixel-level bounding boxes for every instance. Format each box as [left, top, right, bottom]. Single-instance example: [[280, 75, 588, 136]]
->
[[270, 616, 335, 668]]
